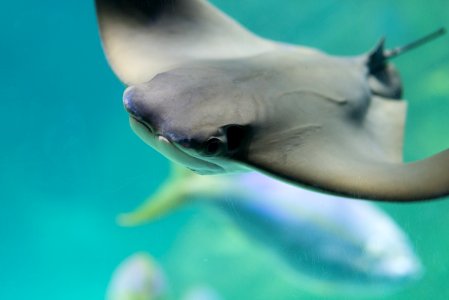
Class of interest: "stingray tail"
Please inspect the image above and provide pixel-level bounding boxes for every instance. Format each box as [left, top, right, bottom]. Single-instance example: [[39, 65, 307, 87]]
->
[[368, 27, 446, 72]]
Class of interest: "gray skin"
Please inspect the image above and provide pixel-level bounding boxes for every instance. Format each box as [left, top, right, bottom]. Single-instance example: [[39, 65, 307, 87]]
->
[[124, 51, 392, 173], [95, 0, 449, 202]]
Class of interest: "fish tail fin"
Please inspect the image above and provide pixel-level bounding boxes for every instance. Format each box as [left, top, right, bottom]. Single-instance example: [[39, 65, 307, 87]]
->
[[117, 164, 197, 227], [368, 27, 446, 72]]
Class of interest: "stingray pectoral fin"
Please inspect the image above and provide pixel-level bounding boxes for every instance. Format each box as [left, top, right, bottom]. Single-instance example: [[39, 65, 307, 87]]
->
[[242, 144, 449, 202], [235, 92, 449, 202], [95, 0, 274, 85]]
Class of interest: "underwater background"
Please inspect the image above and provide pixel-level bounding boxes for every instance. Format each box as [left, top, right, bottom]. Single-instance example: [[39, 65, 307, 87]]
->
[[1, 0, 449, 299]]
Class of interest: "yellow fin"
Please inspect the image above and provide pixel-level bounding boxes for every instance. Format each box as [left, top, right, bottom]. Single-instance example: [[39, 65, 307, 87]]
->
[[118, 165, 193, 226], [118, 164, 229, 226]]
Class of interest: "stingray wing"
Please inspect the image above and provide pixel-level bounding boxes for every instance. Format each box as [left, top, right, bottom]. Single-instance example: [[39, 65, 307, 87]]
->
[[95, 0, 274, 85], [222, 50, 449, 202], [236, 94, 447, 201]]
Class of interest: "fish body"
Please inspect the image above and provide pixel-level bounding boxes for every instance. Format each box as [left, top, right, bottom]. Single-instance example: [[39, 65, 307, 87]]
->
[[211, 173, 422, 293], [107, 253, 168, 300], [120, 169, 422, 294]]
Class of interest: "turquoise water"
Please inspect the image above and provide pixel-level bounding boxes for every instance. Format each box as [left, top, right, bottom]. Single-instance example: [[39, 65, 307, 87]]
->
[[1, 0, 449, 299]]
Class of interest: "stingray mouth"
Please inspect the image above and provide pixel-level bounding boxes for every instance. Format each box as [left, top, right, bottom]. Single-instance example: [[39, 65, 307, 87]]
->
[[128, 117, 225, 174]]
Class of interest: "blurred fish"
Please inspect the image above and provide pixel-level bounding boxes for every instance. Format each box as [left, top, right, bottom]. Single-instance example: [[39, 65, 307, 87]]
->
[[119, 166, 422, 295], [181, 285, 223, 300], [106, 252, 168, 300]]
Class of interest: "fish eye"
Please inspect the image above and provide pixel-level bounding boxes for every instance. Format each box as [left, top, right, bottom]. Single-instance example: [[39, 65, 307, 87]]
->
[[203, 137, 224, 156]]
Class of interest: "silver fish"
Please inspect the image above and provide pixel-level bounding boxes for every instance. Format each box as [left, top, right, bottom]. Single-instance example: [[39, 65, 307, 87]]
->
[[106, 252, 168, 300], [119, 167, 422, 295]]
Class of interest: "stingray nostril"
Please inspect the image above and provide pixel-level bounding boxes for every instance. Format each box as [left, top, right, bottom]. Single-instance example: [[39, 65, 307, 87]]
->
[[123, 86, 140, 117]]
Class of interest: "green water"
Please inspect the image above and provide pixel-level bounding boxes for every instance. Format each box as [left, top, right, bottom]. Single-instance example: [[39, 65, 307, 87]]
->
[[1, 0, 449, 299]]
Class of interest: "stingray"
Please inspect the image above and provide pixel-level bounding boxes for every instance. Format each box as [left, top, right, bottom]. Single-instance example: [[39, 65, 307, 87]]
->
[[95, 0, 449, 202]]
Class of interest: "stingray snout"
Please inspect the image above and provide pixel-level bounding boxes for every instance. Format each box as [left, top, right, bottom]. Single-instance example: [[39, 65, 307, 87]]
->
[[123, 86, 159, 135], [123, 86, 141, 117]]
